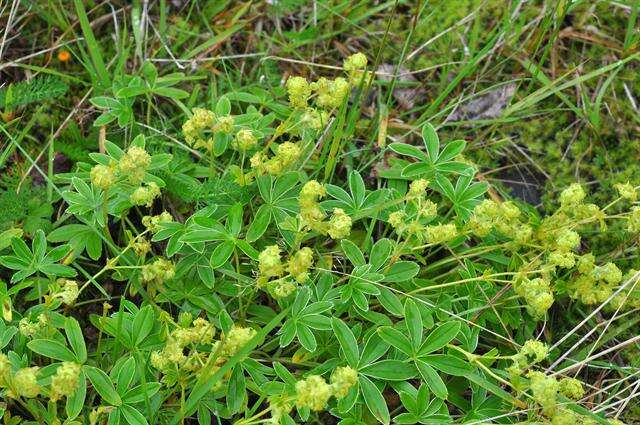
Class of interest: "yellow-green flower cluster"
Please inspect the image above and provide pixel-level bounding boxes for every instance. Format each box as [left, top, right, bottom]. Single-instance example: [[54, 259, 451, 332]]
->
[[330, 366, 358, 398], [132, 238, 152, 257], [628, 207, 640, 233], [232, 129, 258, 152], [90, 163, 117, 190], [142, 211, 173, 233], [514, 277, 554, 317], [310, 77, 350, 109], [295, 375, 331, 411], [299, 180, 326, 232], [288, 247, 314, 283], [151, 317, 216, 374], [388, 179, 442, 242], [19, 314, 47, 338], [507, 340, 548, 376], [130, 182, 161, 207], [343, 53, 369, 85], [286, 76, 312, 109], [257, 245, 315, 297], [524, 371, 585, 420], [298, 180, 352, 239], [53, 279, 79, 305], [7, 367, 40, 399], [425, 223, 458, 245], [141, 258, 175, 289], [327, 208, 352, 239], [615, 182, 637, 201], [559, 183, 585, 208], [250, 142, 301, 176], [301, 108, 330, 130], [568, 257, 622, 305], [118, 146, 151, 185], [182, 108, 216, 149], [220, 325, 257, 357], [610, 269, 640, 310], [90, 145, 153, 190], [468, 200, 531, 243], [49, 362, 81, 402], [527, 371, 559, 417], [558, 377, 584, 400], [0, 353, 9, 387], [286, 75, 351, 111], [295, 367, 357, 412]]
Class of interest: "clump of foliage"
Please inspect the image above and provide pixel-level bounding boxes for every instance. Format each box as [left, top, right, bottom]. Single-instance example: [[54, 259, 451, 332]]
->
[[2, 0, 640, 423], [0, 53, 638, 424]]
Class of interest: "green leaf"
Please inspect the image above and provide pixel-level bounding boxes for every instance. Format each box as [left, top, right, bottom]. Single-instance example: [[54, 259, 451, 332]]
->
[[377, 327, 413, 356], [383, 261, 419, 282], [132, 305, 154, 345], [404, 299, 423, 349], [210, 240, 235, 269], [84, 366, 122, 406], [120, 405, 148, 425], [360, 360, 417, 380], [416, 360, 447, 399], [376, 287, 403, 316], [464, 371, 516, 404], [420, 354, 471, 376], [296, 324, 317, 352], [246, 205, 271, 242], [122, 382, 161, 404], [437, 140, 466, 162], [226, 365, 246, 413], [421, 123, 440, 161], [369, 238, 392, 271], [28, 339, 77, 362], [360, 376, 390, 425], [331, 318, 359, 367], [348, 171, 366, 206], [227, 203, 244, 236], [65, 318, 87, 363], [418, 321, 460, 356], [388, 143, 428, 162], [116, 357, 136, 392], [341, 239, 365, 267], [66, 370, 86, 419]]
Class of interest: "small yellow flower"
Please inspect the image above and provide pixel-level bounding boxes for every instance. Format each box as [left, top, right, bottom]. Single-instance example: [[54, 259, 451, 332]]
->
[[327, 208, 352, 239], [311, 77, 350, 109], [142, 211, 173, 233], [220, 326, 257, 357], [286, 76, 312, 108], [9, 367, 41, 399], [259, 245, 284, 279], [559, 183, 585, 208], [527, 371, 558, 416], [330, 366, 357, 398], [57, 279, 79, 305], [615, 182, 637, 201], [558, 377, 584, 400], [118, 146, 151, 184], [49, 362, 81, 402], [130, 182, 161, 207], [232, 129, 257, 151], [288, 247, 314, 283], [90, 164, 117, 190], [295, 375, 332, 411], [343, 53, 368, 72], [425, 223, 458, 244]]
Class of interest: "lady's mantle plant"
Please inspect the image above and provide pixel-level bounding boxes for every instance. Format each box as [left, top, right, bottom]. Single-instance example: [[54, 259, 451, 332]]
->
[[0, 54, 636, 425]]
